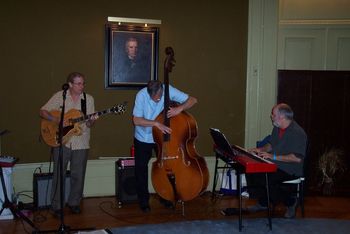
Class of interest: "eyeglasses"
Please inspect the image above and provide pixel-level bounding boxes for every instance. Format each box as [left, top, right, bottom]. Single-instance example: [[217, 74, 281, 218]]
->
[[72, 82, 85, 86]]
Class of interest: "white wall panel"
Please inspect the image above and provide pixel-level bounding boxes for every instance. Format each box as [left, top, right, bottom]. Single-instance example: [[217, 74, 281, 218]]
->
[[245, 0, 278, 148], [327, 28, 350, 70], [278, 28, 326, 70], [284, 38, 313, 69], [337, 38, 350, 70], [280, 0, 350, 21]]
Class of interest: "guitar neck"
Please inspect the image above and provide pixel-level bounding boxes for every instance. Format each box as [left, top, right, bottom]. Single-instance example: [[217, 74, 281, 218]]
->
[[71, 109, 111, 124]]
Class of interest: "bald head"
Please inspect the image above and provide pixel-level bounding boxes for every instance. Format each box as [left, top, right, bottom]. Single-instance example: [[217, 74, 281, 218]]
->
[[271, 103, 294, 128]]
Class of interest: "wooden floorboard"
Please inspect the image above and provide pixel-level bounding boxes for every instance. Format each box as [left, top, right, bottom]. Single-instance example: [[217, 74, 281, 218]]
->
[[1, 192, 350, 234]]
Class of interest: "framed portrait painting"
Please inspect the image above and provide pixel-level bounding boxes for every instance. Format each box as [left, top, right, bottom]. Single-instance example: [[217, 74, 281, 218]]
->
[[105, 24, 159, 89]]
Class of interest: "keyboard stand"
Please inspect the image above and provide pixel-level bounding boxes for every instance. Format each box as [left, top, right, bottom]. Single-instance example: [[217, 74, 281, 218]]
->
[[0, 164, 39, 233], [214, 148, 273, 232], [211, 154, 234, 200]]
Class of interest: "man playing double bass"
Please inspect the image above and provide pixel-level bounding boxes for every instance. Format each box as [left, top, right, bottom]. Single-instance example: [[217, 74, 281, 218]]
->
[[132, 80, 197, 213]]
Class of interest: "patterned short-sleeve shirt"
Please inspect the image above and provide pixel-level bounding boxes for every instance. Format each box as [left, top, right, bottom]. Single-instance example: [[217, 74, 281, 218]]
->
[[41, 90, 95, 150]]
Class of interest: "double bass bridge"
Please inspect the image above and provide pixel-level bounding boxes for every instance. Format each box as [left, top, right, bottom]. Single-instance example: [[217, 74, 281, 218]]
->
[[158, 155, 178, 167], [163, 155, 179, 160], [158, 148, 191, 167]]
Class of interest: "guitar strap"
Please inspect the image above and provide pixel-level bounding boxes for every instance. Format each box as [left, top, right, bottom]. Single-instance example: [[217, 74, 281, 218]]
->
[[81, 92, 87, 115]]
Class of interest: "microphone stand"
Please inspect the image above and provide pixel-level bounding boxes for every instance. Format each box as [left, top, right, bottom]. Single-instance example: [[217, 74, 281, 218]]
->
[[37, 86, 69, 233], [38, 86, 94, 233], [57, 86, 68, 233]]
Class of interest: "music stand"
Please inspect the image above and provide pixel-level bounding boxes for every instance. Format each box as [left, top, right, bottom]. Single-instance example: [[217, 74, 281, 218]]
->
[[209, 128, 236, 198], [209, 128, 236, 159]]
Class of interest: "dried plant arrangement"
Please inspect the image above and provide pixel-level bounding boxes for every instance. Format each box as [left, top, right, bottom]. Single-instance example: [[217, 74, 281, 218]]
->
[[318, 148, 347, 195]]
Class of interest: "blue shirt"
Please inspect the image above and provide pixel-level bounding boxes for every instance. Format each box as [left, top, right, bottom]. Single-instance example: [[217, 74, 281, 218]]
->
[[133, 85, 189, 143]]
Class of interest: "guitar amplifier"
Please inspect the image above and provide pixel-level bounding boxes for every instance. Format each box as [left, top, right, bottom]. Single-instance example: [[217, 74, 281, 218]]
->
[[33, 171, 71, 209], [115, 158, 137, 206], [117, 158, 135, 168], [0, 155, 17, 167]]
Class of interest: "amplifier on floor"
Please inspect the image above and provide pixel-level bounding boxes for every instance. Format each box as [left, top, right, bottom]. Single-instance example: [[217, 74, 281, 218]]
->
[[33, 171, 71, 209], [115, 158, 137, 207]]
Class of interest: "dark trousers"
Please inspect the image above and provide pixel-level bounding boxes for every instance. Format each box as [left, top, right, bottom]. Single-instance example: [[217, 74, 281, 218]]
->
[[51, 146, 88, 210], [134, 138, 157, 207], [245, 169, 296, 207]]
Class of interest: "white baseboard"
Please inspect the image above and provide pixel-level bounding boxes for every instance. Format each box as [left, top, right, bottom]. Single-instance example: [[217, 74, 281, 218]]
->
[[12, 156, 222, 204]]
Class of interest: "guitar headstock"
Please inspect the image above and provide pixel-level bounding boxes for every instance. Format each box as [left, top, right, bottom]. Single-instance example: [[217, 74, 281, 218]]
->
[[164, 47, 176, 73], [111, 102, 127, 115]]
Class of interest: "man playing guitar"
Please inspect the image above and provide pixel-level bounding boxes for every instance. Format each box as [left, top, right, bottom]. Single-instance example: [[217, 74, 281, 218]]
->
[[39, 72, 98, 217]]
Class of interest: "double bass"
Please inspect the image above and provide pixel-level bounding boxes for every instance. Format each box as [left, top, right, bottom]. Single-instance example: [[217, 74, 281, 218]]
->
[[151, 47, 209, 203]]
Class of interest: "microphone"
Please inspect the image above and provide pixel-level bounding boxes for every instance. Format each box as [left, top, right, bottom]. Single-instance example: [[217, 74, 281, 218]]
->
[[62, 83, 69, 90]]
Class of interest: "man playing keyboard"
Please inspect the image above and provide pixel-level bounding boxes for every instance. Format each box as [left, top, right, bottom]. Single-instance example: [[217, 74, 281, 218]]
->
[[246, 103, 307, 219]]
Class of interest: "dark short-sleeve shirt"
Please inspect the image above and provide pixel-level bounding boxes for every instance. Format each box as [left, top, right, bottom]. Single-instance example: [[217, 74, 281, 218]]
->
[[269, 121, 307, 176]]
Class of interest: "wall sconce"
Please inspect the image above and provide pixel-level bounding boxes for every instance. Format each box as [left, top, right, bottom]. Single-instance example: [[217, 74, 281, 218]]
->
[[107, 17, 162, 27]]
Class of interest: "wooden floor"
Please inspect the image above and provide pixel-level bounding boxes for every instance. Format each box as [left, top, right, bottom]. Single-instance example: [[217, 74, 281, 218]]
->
[[1, 192, 350, 234]]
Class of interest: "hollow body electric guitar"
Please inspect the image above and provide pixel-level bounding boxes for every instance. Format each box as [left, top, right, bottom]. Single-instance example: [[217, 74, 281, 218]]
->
[[41, 102, 126, 147]]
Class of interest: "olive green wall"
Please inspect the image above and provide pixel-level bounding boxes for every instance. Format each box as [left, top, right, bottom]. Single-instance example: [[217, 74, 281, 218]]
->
[[0, 0, 248, 163]]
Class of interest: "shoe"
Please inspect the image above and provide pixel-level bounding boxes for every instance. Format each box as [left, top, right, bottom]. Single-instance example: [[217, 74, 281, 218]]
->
[[140, 205, 151, 213], [284, 198, 298, 219], [159, 198, 175, 209], [221, 208, 239, 216], [51, 209, 62, 218], [68, 205, 81, 214], [241, 191, 250, 198], [247, 203, 268, 212]]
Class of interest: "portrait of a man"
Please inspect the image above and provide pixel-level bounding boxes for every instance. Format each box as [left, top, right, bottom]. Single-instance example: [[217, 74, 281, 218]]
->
[[105, 24, 159, 89], [112, 33, 152, 84]]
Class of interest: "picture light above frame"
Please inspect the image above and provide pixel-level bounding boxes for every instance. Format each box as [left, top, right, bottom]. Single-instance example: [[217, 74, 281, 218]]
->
[[108, 16, 162, 27]]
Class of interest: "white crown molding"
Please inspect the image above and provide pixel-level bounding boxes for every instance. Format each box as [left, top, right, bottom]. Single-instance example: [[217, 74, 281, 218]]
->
[[280, 19, 350, 26]]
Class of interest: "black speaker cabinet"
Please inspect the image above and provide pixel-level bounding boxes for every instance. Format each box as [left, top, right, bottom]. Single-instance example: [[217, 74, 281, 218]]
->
[[115, 159, 137, 206], [33, 171, 71, 209]]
